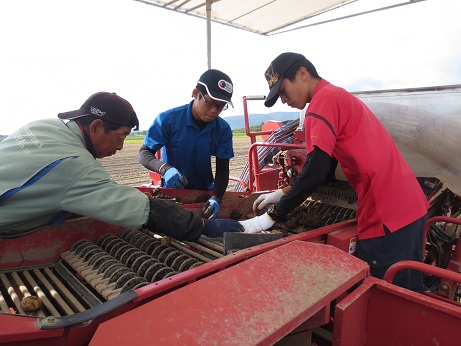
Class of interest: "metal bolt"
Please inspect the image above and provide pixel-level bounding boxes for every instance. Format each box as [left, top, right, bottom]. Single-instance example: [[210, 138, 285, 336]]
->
[[441, 284, 449, 291], [46, 316, 56, 324]]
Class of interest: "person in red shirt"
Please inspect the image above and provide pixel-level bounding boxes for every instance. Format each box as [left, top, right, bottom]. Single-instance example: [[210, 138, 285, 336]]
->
[[239, 52, 429, 292]]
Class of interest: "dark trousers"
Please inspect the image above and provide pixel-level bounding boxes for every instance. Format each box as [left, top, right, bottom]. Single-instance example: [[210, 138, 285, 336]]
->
[[355, 216, 426, 292]]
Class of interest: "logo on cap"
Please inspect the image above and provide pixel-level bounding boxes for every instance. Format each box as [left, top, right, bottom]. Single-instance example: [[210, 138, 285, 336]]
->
[[265, 64, 278, 88], [90, 107, 106, 117], [218, 79, 233, 94]]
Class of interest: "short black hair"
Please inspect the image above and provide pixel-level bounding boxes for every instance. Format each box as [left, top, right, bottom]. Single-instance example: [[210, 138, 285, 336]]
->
[[285, 57, 321, 81], [75, 115, 121, 132]]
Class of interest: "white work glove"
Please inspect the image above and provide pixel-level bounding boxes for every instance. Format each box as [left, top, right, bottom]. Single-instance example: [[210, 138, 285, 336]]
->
[[238, 213, 275, 234], [253, 189, 284, 212]]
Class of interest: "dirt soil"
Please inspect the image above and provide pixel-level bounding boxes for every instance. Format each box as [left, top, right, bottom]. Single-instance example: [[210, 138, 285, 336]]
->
[[98, 137, 251, 189]]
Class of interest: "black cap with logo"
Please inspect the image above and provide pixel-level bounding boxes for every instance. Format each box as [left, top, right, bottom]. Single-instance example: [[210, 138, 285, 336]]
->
[[197, 69, 234, 107], [58, 92, 139, 130], [263, 52, 306, 107]]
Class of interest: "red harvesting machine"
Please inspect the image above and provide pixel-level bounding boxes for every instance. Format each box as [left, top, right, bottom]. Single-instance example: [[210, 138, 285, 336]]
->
[[1, 85, 461, 345]]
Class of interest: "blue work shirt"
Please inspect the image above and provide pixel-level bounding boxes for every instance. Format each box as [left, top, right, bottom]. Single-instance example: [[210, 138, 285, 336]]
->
[[143, 101, 234, 190]]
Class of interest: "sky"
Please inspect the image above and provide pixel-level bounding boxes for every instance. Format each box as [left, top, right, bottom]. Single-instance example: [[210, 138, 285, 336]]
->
[[0, 0, 460, 135]]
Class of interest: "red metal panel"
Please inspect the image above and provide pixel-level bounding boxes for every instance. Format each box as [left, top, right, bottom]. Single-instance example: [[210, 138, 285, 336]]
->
[[333, 277, 377, 346], [262, 120, 284, 141], [90, 241, 368, 345], [133, 221, 357, 303], [365, 283, 461, 345], [327, 226, 358, 254], [255, 169, 281, 191], [335, 277, 461, 346], [0, 314, 64, 345]]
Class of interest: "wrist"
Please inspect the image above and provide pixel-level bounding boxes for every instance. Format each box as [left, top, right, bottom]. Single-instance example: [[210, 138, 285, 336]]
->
[[261, 213, 277, 228], [159, 163, 172, 176], [279, 186, 291, 195], [267, 205, 282, 222], [210, 195, 221, 204]]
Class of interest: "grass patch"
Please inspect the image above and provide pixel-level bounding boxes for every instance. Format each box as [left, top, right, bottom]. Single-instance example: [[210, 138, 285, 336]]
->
[[233, 133, 249, 138], [125, 134, 145, 144], [124, 138, 144, 144]]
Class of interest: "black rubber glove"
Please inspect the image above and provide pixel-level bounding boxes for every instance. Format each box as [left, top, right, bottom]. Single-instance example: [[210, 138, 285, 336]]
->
[[202, 219, 244, 238], [146, 198, 203, 241]]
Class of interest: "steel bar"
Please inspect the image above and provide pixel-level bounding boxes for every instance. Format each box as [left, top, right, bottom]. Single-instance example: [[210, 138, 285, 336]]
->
[[184, 241, 222, 259], [9, 272, 46, 316], [33, 269, 74, 315], [43, 268, 86, 313], [11, 272, 32, 298], [0, 291, 9, 313], [197, 237, 224, 253], [22, 270, 61, 317], [0, 273, 25, 314], [169, 241, 211, 263]]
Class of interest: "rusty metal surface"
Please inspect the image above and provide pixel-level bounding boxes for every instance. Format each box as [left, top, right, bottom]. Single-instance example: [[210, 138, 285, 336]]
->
[[89, 241, 369, 345]]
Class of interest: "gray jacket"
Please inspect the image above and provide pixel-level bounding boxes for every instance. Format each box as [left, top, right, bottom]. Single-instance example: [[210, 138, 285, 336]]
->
[[0, 119, 149, 237]]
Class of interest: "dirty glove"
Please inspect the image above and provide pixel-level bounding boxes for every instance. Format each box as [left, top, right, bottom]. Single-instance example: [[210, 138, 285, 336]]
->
[[202, 219, 244, 238], [146, 198, 202, 241], [253, 189, 284, 212], [238, 213, 275, 234], [163, 167, 188, 189], [202, 195, 220, 219]]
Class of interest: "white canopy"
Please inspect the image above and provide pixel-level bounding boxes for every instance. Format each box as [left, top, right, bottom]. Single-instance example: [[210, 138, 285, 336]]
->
[[134, 0, 425, 67], [134, 0, 359, 36], [133, 0, 426, 35]]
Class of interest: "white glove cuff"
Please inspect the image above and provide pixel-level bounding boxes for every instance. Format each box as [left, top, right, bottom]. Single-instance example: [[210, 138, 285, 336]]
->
[[239, 213, 275, 234], [259, 213, 276, 228]]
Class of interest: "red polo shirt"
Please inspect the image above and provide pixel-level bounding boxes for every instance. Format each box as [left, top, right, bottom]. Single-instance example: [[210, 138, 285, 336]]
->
[[304, 80, 428, 239]]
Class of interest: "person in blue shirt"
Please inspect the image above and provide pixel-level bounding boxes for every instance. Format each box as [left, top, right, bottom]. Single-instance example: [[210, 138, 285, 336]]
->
[[139, 69, 234, 219]]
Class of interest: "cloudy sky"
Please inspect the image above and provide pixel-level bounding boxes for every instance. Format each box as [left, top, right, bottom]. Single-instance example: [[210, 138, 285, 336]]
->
[[1, 0, 460, 134]]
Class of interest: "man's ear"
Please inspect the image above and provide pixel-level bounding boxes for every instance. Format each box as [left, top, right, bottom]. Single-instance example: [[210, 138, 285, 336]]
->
[[89, 119, 105, 134], [192, 88, 199, 99], [298, 66, 309, 81]]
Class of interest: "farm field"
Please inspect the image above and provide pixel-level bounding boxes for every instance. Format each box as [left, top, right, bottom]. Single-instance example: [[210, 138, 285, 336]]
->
[[98, 137, 251, 190]]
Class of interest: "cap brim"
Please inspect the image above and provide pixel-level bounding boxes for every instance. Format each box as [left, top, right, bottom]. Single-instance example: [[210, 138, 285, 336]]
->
[[207, 91, 234, 108], [199, 81, 234, 108], [57, 110, 86, 120], [264, 77, 282, 107]]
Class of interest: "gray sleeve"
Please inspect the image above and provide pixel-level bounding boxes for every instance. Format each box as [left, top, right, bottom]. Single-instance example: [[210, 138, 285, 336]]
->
[[138, 144, 168, 174], [61, 166, 150, 230]]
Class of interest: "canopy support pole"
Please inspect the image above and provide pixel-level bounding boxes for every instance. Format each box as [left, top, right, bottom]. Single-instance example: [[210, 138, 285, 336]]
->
[[206, 0, 212, 69]]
